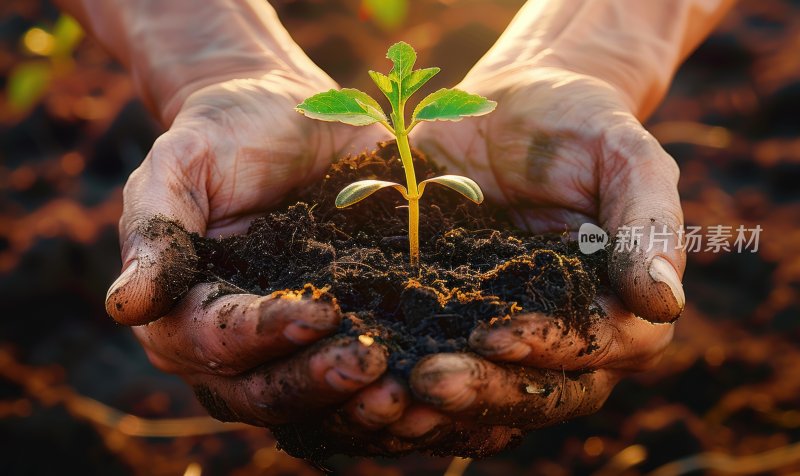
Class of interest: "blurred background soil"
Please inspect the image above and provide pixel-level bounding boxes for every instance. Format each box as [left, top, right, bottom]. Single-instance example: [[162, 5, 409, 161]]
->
[[0, 0, 799, 474]]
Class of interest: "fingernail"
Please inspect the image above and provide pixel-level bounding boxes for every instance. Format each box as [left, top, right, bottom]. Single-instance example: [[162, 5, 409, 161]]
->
[[106, 260, 138, 302], [281, 302, 340, 343], [471, 329, 532, 360], [649, 256, 685, 310], [414, 356, 476, 410], [323, 342, 384, 392], [325, 367, 366, 393], [282, 321, 318, 344]]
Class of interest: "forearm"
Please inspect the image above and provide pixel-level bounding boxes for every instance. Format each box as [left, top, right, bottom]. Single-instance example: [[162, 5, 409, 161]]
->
[[55, 0, 333, 124], [467, 0, 735, 119]]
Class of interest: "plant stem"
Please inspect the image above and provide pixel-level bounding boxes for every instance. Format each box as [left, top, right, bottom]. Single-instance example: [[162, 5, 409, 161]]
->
[[408, 195, 420, 267], [393, 103, 420, 267]]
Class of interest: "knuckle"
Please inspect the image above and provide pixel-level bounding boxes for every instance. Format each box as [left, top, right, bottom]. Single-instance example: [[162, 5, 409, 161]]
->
[[150, 128, 207, 167], [148, 128, 210, 192], [660, 151, 681, 184], [193, 384, 240, 423], [601, 123, 678, 185], [585, 334, 616, 369]]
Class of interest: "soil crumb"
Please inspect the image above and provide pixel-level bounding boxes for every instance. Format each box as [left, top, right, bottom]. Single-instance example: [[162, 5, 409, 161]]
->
[[189, 141, 607, 459]]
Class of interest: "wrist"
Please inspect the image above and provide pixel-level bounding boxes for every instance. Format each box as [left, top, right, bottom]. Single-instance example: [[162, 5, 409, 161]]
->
[[464, 0, 735, 120], [59, 0, 335, 124], [465, 40, 671, 121]]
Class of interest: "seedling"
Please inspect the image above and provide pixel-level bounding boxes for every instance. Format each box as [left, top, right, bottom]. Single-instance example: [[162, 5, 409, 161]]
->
[[296, 42, 496, 267]]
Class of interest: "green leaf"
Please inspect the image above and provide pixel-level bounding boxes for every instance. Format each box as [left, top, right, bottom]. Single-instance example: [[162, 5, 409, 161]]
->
[[368, 70, 399, 107], [412, 88, 496, 123], [377, 43, 438, 125], [296, 88, 387, 126], [387, 41, 416, 82], [369, 70, 393, 96], [403, 67, 439, 99], [418, 175, 484, 204], [336, 180, 408, 208]]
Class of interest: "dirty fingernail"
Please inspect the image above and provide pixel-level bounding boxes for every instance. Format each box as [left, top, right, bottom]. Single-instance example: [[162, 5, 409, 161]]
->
[[295, 302, 340, 330], [323, 342, 386, 393], [282, 321, 324, 344], [413, 356, 476, 411], [649, 256, 685, 310], [106, 260, 138, 303], [325, 367, 366, 393], [471, 329, 532, 360]]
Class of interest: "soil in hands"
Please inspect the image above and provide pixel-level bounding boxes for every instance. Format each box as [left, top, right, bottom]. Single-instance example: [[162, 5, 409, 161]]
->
[[190, 141, 606, 459]]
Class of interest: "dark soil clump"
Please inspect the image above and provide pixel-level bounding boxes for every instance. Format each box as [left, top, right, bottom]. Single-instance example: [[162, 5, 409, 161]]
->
[[189, 141, 606, 458]]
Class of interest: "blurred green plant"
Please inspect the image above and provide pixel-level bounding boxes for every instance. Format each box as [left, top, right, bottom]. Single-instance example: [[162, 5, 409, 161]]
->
[[360, 0, 408, 31], [6, 15, 84, 114]]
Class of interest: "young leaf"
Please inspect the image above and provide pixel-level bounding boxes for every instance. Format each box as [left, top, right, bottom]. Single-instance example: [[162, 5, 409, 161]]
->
[[418, 175, 484, 204], [369, 70, 399, 109], [296, 88, 387, 126], [373, 43, 437, 115], [412, 88, 496, 123], [336, 180, 408, 208], [387, 41, 416, 82], [403, 67, 439, 99], [369, 70, 393, 96]]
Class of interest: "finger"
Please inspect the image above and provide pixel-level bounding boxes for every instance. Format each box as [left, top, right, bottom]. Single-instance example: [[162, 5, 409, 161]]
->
[[189, 336, 387, 425], [469, 294, 674, 372], [133, 283, 341, 375], [599, 120, 686, 323], [387, 404, 451, 439], [411, 353, 616, 429], [344, 376, 409, 430], [268, 405, 440, 458], [386, 405, 521, 457], [270, 411, 519, 458], [426, 424, 523, 458], [106, 128, 210, 325]]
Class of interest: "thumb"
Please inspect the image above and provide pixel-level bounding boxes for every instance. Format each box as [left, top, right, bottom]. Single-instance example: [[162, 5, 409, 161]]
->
[[600, 122, 686, 323], [106, 129, 208, 325]]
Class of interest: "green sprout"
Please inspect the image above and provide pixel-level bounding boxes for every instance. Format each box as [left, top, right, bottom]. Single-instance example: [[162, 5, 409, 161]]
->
[[296, 42, 496, 267]]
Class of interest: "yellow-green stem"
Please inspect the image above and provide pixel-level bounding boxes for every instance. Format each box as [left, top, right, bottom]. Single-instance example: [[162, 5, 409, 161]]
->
[[408, 197, 420, 267], [394, 105, 420, 267]]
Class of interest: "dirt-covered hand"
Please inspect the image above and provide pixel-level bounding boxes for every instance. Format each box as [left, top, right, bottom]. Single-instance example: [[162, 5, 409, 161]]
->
[[408, 66, 682, 443], [408, 293, 672, 429], [103, 70, 392, 427], [269, 374, 525, 458], [413, 67, 686, 323]]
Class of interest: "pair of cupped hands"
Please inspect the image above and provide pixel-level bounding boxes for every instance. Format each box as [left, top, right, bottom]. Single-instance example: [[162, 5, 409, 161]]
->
[[106, 56, 686, 455]]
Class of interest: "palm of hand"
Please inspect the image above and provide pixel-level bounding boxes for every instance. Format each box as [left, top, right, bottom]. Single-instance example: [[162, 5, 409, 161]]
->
[[157, 76, 378, 238], [413, 67, 637, 234]]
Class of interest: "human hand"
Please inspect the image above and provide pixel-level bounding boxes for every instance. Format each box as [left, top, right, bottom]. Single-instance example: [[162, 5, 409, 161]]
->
[[268, 64, 686, 458], [103, 64, 403, 429], [399, 65, 685, 452]]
